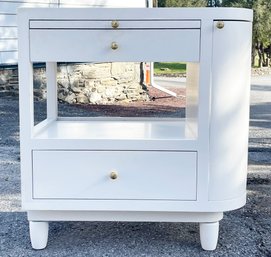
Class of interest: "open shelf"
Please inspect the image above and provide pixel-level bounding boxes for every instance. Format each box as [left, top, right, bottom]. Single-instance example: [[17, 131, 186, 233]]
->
[[33, 118, 197, 140]]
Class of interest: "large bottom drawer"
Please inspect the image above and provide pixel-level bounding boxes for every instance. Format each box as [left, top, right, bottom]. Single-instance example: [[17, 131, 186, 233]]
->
[[32, 151, 197, 200]]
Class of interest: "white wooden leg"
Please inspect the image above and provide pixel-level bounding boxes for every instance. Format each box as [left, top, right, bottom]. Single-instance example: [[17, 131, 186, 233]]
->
[[199, 222, 219, 251], [29, 221, 49, 250]]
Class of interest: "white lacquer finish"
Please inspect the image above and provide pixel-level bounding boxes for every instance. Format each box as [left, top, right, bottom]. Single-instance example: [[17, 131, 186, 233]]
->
[[28, 211, 223, 223], [30, 20, 201, 29], [186, 63, 199, 137], [29, 221, 49, 250], [32, 151, 197, 200], [209, 21, 252, 201], [18, 8, 253, 251], [30, 29, 200, 62], [200, 222, 219, 251], [33, 120, 194, 140]]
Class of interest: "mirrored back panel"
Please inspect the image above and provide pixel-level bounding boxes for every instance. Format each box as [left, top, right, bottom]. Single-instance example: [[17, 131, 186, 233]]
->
[[33, 61, 199, 138]]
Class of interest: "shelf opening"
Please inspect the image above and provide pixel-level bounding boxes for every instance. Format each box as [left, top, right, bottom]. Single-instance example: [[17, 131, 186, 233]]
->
[[32, 61, 199, 140]]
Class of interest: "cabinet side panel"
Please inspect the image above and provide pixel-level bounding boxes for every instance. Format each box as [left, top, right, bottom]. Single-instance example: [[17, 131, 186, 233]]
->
[[18, 9, 35, 208], [209, 21, 252, 202]]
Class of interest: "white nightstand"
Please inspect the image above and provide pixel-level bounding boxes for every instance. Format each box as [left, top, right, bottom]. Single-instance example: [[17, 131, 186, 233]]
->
[[18, 7, 253, 250]]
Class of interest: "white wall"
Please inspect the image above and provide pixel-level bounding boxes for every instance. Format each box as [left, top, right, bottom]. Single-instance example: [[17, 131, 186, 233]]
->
[[0, 0, 148, 65]]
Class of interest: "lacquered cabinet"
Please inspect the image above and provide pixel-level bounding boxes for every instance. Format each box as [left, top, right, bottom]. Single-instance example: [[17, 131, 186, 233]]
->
[[18, 7, 253, 250]]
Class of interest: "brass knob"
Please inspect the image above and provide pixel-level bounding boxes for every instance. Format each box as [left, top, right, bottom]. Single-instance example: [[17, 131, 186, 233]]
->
[[111, 42, 118, 50], [110, 171, 118, 180], [216, 21, 224, 29], [111, 20, 119, 29]]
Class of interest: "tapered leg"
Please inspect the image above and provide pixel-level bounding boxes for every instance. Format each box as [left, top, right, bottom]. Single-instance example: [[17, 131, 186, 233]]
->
[[199, 222, 219, 250], [29, 221, 49, 250]]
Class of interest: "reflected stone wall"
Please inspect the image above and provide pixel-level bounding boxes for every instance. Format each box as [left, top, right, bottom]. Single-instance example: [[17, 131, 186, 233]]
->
[[34, 62, 149, 104]]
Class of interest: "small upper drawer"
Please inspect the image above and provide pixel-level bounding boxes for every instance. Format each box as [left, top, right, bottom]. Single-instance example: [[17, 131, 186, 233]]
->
[[32, 151, 197, 201], [30, 28, 200, 62], [29, 20, 201, 29]]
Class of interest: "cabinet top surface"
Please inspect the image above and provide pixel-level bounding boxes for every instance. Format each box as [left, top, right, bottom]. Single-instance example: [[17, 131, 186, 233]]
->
[[18, 7, 253, 22]]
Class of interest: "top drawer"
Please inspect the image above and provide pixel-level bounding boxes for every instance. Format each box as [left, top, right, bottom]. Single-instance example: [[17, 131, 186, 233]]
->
[[29, 20, 201, 62], [29, 20, 201, 29]]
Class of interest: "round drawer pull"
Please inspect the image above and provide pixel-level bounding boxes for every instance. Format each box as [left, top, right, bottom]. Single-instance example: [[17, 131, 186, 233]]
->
[[110, 171, 118, 180], [111, 20, 119, 29], [111, 42, 118, 50], [216, 21, 224, 29]]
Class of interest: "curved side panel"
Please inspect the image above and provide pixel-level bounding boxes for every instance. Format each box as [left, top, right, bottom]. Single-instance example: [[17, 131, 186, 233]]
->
[[209, 21, 252, 202]]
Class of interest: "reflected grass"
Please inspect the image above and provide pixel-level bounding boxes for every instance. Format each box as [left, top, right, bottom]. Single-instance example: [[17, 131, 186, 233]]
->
[[154, 62, 186, 75]]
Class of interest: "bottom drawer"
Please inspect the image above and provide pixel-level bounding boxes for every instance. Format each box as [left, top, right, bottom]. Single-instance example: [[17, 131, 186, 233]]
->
[[32, 151, 197, 200]]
